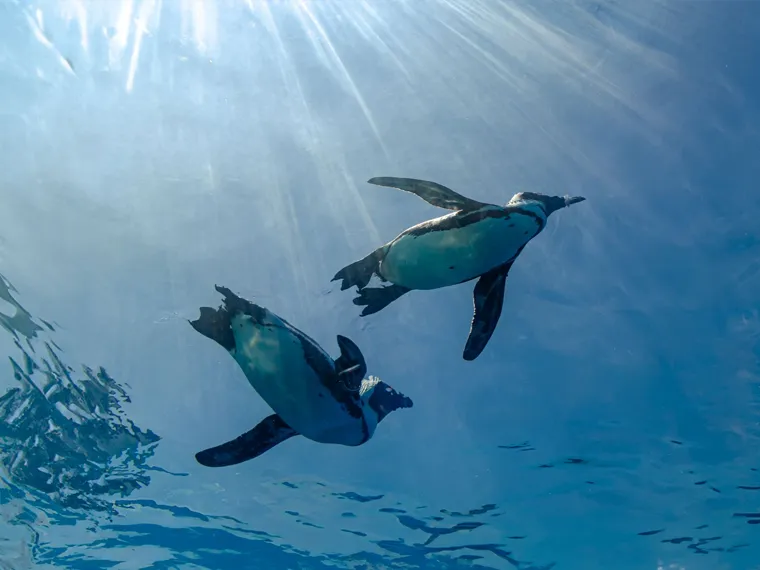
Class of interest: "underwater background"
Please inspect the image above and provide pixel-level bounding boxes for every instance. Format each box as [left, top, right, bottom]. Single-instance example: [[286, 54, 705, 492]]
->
[[1, 1, 760, 568]]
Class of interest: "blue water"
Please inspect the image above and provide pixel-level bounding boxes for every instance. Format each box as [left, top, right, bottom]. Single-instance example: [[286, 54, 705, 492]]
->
[[1, 1, 760, 568]]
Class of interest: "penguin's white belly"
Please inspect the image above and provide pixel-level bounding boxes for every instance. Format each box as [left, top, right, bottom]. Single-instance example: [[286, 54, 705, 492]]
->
[[229, 315, 365, 445], [380, 212, 538, 290]]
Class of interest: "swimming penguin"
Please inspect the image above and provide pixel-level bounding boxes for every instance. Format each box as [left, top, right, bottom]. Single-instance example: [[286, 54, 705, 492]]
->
[[332, 177, 586, 361], [189, 285, 413, 466]]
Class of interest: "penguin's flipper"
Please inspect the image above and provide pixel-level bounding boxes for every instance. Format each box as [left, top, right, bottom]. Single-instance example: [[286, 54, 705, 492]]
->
[[463, 260, 515, 361], [195, 414, 299, 467], [353, 284, 410, 316], [335, 335, 367, 390], [368, 177, 487, 211], [332, 248, 386, 291]]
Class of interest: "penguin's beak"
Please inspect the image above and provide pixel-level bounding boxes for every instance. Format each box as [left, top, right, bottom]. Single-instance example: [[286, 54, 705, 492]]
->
[[564, 195, 586, 206], [541, 195, 585, 216]]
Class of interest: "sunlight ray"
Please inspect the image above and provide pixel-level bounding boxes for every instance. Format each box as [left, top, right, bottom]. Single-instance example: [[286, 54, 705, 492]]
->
[[248, 3, 384, 260], [257, 1, 320, 155], [60, 0, 90, 55], [314, 145, 383, 251], [179, 0, 218, 55], [427, 0, 683, 147], [24, 8, 75, 75], [330, 2, 413, 84], [126, 0, 158, 93], [109, 0, 134, 70], [294, 2, 388, 158]]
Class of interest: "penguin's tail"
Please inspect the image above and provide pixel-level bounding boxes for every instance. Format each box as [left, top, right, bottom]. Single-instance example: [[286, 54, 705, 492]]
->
[[331, 248, 384, 291], [189, 285, 267, 351]]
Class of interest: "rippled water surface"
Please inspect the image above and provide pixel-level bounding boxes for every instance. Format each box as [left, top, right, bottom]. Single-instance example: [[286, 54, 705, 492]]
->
[[1, 1, 760, 569]]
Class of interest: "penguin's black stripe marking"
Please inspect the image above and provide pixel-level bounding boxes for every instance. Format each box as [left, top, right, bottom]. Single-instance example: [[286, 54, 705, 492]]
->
[[404, 206, 544, 238], [298, 338, 364, 421], [511, 207, 546, 229]]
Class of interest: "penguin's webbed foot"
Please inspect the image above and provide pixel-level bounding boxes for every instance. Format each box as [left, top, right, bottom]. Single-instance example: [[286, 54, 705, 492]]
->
[[353, 285, 410, 316]]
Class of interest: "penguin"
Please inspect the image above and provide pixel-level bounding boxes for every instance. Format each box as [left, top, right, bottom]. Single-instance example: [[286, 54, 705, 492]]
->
[[189, 285, 413, 466], [332, 177, 586, 361]]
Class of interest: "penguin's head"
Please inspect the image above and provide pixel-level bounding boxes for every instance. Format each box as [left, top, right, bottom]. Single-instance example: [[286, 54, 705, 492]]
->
[[508, 192, 586, 217], [359, 377, 414, 436], [335, 335, 367, 390]]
